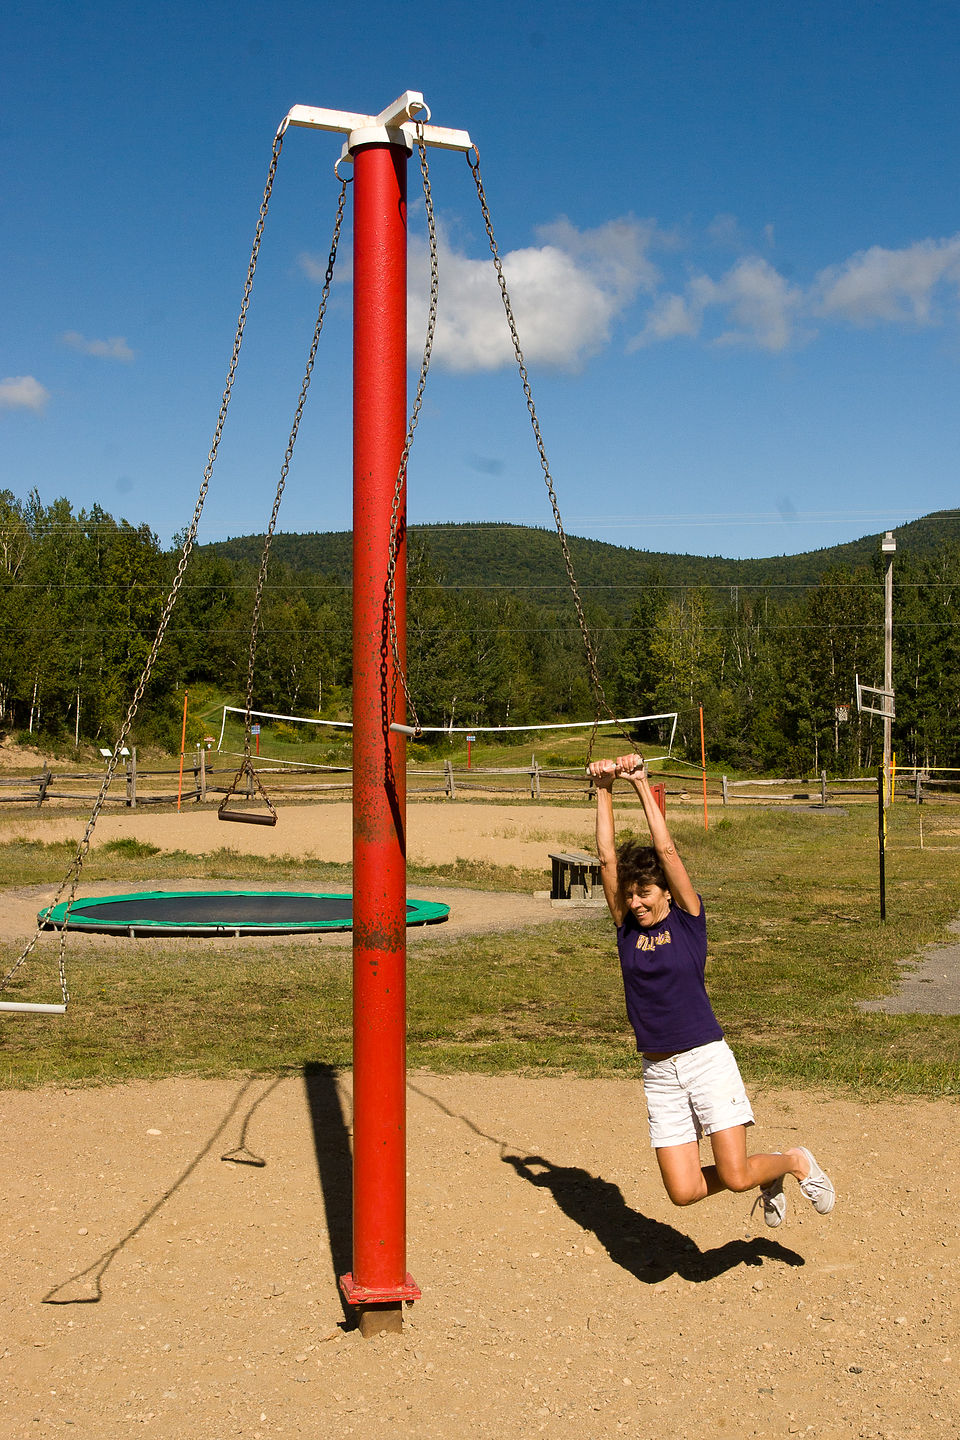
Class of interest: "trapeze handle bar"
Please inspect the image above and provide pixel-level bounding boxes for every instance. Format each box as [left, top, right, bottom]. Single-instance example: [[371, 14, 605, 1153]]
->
[[0, 1002, 68, 1014], [218, 810, 278, 827]]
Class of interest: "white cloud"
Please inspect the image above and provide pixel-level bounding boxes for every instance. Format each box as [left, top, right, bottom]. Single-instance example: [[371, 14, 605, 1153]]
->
[[692, 257, 804, 351], [535, 215, 663, 299], [706, 212, 745, 249], [62, 331, 135, 361], [629, 292, 701, 347], [0, 375, 49, 412], [813, 235, 960, 324], [407, 217, 663, 372], [631, 256, 803, 352], [303, 203, 960, 365]]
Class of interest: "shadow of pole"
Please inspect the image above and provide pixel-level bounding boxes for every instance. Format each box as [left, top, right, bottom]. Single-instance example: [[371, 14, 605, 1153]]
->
[[302, 1063, 354, 1324]]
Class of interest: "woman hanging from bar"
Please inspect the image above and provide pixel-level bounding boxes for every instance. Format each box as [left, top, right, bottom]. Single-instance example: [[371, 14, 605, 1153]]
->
[[587, 752, 836, 1226]]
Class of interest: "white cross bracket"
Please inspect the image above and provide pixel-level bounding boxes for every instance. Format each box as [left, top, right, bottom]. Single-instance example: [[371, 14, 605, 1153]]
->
[[279, 91, 473, 168], [855, 673, 896, 721]]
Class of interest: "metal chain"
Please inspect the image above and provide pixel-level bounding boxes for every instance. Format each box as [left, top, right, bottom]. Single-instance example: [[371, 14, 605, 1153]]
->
[[1, 127, 290, 1007], [384, 124, 439, 736], [465, 144, 634, 766], [222, 176, 349, 812]]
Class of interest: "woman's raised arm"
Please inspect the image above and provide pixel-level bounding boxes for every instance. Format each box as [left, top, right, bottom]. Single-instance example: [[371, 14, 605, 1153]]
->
[[587, 758, 625, 924]]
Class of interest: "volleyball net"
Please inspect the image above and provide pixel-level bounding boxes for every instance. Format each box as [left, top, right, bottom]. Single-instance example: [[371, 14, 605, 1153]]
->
[[217, 705, 679, 764]]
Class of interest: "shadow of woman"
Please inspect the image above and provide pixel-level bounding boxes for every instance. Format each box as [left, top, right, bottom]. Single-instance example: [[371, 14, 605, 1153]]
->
[[503, 1153, 804, 1284]]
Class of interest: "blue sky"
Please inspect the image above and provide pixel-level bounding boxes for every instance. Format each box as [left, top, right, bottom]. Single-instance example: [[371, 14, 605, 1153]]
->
[[2, 0, 959, 559]]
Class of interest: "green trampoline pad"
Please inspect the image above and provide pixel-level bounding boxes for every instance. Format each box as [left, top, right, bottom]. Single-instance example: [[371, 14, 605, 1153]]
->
[[38, 890, 450, 937]]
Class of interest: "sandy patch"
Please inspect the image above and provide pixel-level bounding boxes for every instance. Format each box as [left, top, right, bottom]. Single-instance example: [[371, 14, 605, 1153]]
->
[[0, 1074, 957, 1439], [1, 799, 603, 874]]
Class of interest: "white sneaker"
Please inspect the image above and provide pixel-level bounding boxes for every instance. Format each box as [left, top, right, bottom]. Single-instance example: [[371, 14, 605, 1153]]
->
[[752, 1174, 787, 1228], [797, 1146, 836, 1214]]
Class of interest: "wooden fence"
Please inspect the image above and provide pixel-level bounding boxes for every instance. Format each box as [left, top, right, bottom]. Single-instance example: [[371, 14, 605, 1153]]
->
[[1, 751, 958, 811]]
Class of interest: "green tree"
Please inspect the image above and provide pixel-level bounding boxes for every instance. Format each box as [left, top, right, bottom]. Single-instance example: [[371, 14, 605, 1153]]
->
[[768, 567, 881, 774]]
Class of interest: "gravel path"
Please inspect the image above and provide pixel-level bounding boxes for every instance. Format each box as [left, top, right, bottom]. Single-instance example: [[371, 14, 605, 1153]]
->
[[860, 919, 960, 1015]]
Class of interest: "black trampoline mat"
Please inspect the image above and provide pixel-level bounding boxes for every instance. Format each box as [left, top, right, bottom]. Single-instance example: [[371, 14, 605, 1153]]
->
[[80, 894, 356, 923]]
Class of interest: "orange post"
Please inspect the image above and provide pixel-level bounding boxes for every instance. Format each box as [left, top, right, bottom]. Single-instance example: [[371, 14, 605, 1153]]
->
[[699, 704, 708, 831], [176, 690, 189, 812]]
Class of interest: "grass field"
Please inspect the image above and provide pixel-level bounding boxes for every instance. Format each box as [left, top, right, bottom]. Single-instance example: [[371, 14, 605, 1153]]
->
[[1, 802, 958, 1095]]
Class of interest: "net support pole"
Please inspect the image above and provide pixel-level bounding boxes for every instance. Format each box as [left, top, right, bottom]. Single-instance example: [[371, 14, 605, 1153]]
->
[[343, 130, 417, 1337]]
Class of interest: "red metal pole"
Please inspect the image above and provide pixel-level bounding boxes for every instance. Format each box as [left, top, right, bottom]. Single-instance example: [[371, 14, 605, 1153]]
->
[[341, 138, 419, 1332]]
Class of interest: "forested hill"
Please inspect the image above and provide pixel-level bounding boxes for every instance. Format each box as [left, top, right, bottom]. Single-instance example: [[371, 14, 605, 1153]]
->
[[3, 491, 958, 773], [205, 510, 959, 615]]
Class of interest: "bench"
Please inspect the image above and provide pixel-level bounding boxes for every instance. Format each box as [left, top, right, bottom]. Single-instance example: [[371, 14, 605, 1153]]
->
[[547, 850, 605, 903]]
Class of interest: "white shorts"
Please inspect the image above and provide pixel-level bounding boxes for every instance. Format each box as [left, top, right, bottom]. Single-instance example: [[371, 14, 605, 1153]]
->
[[641, 1039, 755, 1148]]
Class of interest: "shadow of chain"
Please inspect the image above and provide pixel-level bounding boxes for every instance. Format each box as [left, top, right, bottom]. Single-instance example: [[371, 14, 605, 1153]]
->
[[43, 1076, 281, 1304]]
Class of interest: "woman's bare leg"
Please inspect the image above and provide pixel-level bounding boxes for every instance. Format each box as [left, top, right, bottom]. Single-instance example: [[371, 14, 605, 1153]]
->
[[655, 1128, 810, 1206]]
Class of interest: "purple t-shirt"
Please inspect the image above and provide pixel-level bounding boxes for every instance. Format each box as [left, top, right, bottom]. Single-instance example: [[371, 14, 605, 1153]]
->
[[616, 898, 723, 1054]]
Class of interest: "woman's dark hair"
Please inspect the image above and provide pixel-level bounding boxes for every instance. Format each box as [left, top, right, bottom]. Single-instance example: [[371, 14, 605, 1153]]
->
[[615, 838, 667, 897]]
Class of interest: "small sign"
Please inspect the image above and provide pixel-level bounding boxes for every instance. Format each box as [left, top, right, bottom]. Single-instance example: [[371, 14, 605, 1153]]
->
[[250, 724, 261, 735], [466, 734, 476, 742]]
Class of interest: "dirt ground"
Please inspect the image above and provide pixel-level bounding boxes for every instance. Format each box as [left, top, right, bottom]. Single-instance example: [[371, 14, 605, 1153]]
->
[[1, 799, 958, 1439]]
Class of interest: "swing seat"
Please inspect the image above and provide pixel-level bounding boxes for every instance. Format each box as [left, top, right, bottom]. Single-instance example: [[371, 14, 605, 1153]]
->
[[0, 1001, 68, 1014], [218, 808, 278, 827], [218, 754, 278, 827]]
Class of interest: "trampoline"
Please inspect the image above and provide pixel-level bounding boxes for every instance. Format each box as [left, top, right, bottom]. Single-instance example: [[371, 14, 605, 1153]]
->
[[38, 890, 450, 938]]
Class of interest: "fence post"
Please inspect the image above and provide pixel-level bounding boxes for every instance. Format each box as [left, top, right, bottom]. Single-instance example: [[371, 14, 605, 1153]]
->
[[821, 770, 827, 806], [198, 747, 207, 803], [721, 775, 728, 806], [37, 767, 51, 807], [126, 749, 137, 809], [444, 759, 455, 798], [530, 756, 541, 799]]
